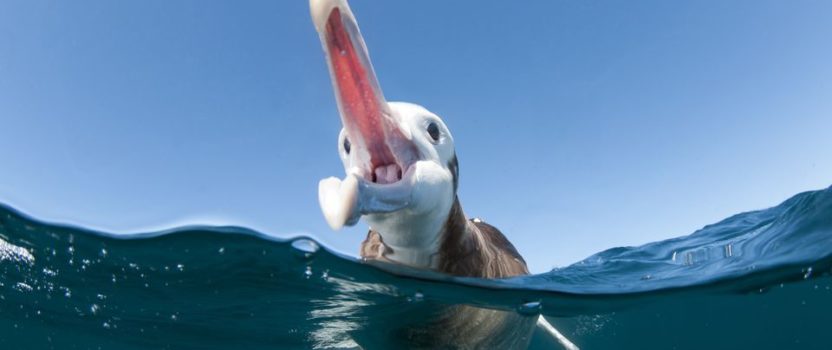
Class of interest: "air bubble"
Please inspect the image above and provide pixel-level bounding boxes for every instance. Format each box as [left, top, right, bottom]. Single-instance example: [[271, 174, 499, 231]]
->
[[518, 301, 542, 315], [804, 267, 813, 279], [291, 238, 320, 260], [304, 266, 313, 279], [406, 292, 424, 303], [15, 282, 33, 292]]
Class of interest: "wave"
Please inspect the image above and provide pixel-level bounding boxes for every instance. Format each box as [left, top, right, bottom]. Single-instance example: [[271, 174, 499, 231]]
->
[[1, 186, 831, 349]]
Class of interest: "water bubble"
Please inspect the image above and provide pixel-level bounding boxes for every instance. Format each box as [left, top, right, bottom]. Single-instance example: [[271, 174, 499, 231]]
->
[[292, 239, 320, 259], [804, 267, 813, 279], [15, 282, 33, 292], [724, 243, 733, 258], [99, 248, 108, 258], [102, 322, 111, 329], [641, 274, 652, 280], [304, 266, 313, 279], [406, 292, 425, 303], [517, 301, 542, 315], [321, 270, 329, 280], [90, 304, 99, 314], [171, 314, 178, 321], [684, 252, 694, 266], [176, 264, 184, 271], [218, 247, 225, 254]]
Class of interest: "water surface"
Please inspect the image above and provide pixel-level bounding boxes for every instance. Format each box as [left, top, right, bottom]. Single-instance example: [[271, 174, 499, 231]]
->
[[2, 186, 831, 349]]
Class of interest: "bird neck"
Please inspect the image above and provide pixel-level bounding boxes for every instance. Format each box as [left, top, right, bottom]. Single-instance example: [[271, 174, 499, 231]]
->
[[369, 196, 463, 270]]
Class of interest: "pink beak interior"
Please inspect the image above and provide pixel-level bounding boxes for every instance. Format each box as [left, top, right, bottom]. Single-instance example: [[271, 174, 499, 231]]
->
[[313, 1, 416, 184]]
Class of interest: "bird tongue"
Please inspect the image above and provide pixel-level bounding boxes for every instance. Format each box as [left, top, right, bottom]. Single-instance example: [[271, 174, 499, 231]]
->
[[373, 164, 403, 185]]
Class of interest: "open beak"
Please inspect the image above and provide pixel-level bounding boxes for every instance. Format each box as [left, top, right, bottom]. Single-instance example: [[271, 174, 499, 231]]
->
[[311, 0, 416, 230], [310, 0, 416, 184]]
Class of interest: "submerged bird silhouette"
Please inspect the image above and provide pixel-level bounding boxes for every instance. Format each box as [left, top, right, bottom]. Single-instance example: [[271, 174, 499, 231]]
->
[[311, 0, 578, 348]]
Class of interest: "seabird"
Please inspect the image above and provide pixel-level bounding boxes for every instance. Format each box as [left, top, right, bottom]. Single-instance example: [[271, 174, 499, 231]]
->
[[310, 1, 578, 348]]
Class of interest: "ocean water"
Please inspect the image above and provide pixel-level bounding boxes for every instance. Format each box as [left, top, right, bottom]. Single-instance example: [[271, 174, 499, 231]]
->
[[1, 186, 831, 349]]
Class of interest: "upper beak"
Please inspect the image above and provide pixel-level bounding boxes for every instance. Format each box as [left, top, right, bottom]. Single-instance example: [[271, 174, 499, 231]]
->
[[310, 0, 416, 184]]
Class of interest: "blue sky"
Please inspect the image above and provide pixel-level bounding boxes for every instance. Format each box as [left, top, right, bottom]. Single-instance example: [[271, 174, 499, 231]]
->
[[1, 1, 830, 272]]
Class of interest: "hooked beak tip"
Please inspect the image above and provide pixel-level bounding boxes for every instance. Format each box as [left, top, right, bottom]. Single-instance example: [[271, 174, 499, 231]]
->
[[310, 0, 352, 34]]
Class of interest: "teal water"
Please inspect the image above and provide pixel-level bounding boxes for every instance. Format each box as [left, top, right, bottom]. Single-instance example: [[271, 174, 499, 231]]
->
[[1, 187, 831, 349]]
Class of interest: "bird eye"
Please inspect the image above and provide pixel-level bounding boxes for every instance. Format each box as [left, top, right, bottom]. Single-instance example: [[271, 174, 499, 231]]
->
[[343, 137, 351, 154], [427, 122, 440, 142]]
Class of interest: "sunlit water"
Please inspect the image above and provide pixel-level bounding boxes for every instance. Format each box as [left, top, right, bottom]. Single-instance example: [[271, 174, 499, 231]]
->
[[1, 186, 831, 349]]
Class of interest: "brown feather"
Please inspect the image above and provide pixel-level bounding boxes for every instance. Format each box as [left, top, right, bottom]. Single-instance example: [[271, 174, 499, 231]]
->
[[358, 197, 536, 349]]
